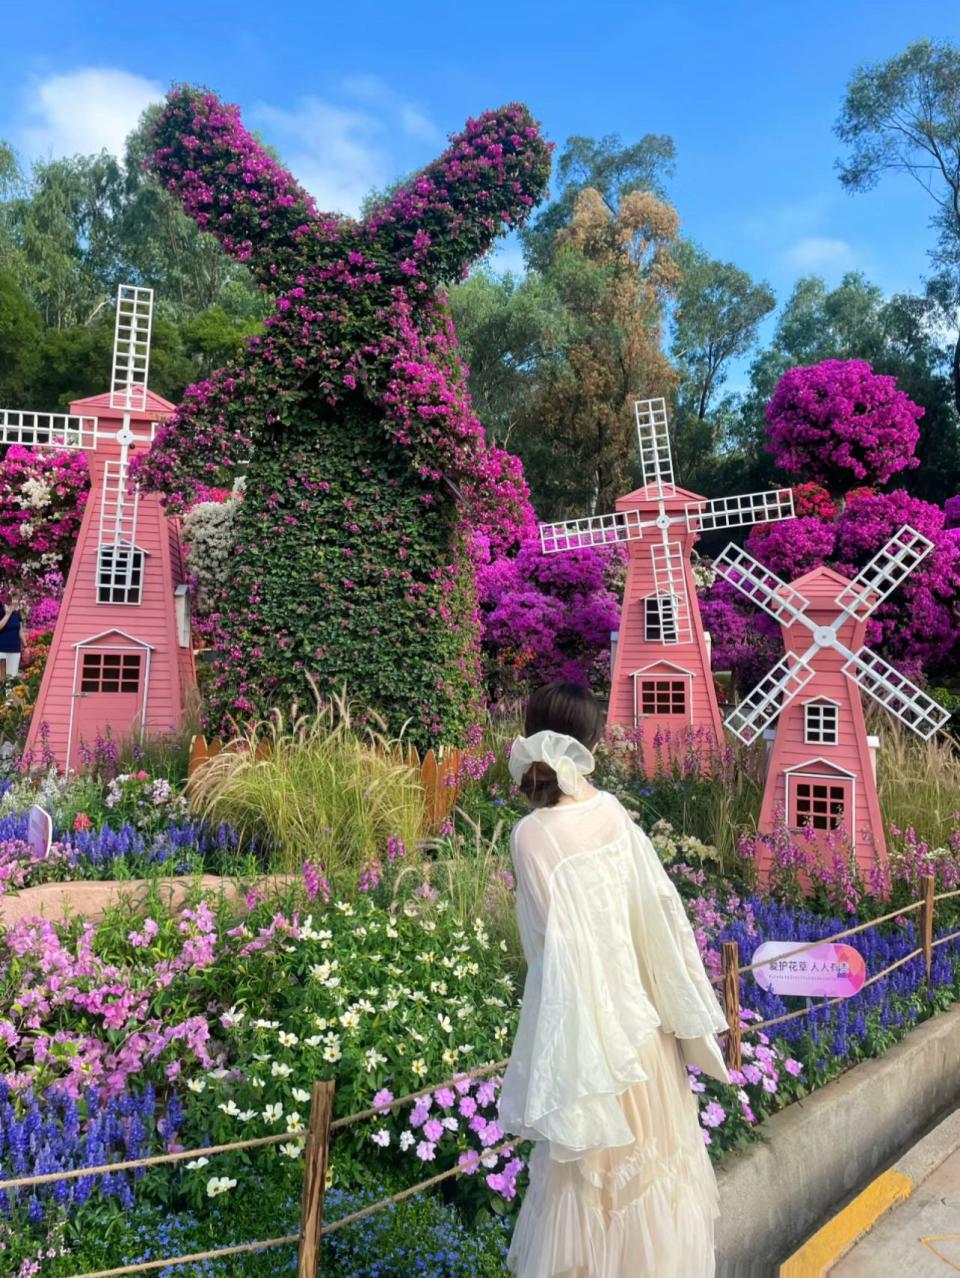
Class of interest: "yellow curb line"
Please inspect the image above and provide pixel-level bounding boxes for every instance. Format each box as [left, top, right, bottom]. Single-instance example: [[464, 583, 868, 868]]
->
[[779, 1168, 914, 1276]]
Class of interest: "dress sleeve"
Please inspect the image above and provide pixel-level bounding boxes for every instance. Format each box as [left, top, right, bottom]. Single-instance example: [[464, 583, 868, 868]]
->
[[510, 819, 550, 966], [498, 815, 662, 1156], [623, 809, 731, 1050]]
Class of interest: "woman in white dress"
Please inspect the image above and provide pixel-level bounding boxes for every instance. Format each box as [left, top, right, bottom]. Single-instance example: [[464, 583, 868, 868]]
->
[[498, 682, 731, 1278]]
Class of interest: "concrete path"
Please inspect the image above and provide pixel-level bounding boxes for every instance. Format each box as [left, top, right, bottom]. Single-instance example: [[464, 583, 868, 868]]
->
[[830, 1138, 960, 1275]]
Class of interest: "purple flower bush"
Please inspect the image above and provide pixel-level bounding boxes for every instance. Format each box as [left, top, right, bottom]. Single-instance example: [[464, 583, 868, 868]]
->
[[702, 361, 960, 687], [476, 536, 623, 695], [766, 359, 922, 491], [129, 87, 552, 746]]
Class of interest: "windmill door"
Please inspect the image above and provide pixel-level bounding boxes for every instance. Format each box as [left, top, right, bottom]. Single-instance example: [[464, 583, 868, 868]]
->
[[69, 634, 150, 770]]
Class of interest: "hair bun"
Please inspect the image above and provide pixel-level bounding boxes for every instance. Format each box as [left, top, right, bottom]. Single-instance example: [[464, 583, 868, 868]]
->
[[518, 761, 563, 809]]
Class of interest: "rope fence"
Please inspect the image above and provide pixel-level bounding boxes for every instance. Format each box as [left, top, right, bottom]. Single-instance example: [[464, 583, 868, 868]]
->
[[4, 878, 960, 1273], [720, 875, 960, 1069]]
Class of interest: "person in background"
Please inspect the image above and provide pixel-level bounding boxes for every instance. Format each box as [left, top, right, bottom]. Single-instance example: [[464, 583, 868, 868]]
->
[[498, 680, 730, 1278], [0, 596, 22, 678]]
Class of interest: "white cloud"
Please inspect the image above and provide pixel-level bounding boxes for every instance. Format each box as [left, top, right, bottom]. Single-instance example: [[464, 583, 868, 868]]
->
[[253, 98, 387, 216], [782, 236, 856, 272], [18, 68, 163, 159], [253, 81, 439, 217]]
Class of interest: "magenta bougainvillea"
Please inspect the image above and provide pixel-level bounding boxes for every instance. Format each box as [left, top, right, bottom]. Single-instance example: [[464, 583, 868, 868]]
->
[[705, 491, 960, 687], [130, 87, 551, 743], [476, 537, 623, 696], [0, 446, 89, 593], [703, 361, 959, 689], [766, 359, 922, 491]]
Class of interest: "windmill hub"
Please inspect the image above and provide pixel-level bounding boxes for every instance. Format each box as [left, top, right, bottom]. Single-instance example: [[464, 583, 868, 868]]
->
[[116, 426, 135, 445], [813, 626, 836, 648], [655, 513, 671, 530]]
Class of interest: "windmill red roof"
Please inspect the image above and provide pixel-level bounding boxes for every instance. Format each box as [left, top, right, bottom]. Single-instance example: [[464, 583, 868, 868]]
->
[[70, 388, 177, 415]]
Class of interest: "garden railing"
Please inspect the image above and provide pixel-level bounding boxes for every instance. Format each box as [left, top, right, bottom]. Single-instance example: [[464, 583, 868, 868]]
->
[[0, 1056, 510, 1278], [720, 875, 960, 1069], [5, 878, 960, 1273]]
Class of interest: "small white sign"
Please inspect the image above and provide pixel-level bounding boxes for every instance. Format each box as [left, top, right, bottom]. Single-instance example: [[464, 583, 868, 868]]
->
[[26, 804, 53, 860]]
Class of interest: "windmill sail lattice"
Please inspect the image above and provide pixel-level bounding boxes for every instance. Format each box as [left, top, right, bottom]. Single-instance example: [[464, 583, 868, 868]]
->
[[537, 396, 796, 765], [718, 524, 951, 872]]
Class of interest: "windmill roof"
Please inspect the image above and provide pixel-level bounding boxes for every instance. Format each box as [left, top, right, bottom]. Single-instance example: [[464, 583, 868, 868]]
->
[[617, 482, 706, 509], [69, 388, 176, 415], [790, 563, 853, 598]]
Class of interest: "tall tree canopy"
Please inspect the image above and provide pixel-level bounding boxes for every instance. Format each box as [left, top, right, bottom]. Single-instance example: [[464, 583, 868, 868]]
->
[[521, 132, 675, 271], [836, 38, 960, 411]]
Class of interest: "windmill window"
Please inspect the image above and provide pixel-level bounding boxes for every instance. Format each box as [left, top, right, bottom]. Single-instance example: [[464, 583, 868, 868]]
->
[[644, 595, 677, 642], [639, 678, 687, 717], [794, 781, 846, 831], [804, 702, 839, 745], [80, 652, 142, 694], [97, 545, 144, 605]]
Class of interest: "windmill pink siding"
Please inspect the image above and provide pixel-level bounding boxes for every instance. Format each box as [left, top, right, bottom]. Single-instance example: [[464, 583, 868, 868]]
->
[[757, 565, 886, 881], [608, 483, 724, 773], [23, 390, 197, 771]]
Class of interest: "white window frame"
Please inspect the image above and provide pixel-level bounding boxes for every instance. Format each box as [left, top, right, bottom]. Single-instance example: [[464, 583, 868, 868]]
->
[[97, 543, 147, 605], [804, 699, 839, 746], [644, 593, 678, 642]]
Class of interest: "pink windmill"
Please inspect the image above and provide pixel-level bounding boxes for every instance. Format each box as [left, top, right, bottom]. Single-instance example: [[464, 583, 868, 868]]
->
[[1, 285, 196, 771], [539, 397, 795, 772], [714, 527, 951, 876]]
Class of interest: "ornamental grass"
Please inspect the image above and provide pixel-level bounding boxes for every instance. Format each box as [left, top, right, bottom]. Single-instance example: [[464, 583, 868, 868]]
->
[[875, 713, 960, 847], [186, 690, 427, 875]]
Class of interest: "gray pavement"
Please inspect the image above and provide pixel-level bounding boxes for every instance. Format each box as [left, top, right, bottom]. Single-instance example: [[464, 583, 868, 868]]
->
[[830, 1115, 960, 1276]]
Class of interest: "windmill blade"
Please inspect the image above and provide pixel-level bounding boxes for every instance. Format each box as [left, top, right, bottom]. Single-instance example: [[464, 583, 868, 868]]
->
[[713, 543, 813, 628], [634, 397, 675, 494], [110, 285, 154, 414], [539, 509, 654, 554], [649, 541, 693, 642], [835, 525, 934, 621], [686, 488, 795, 533], [843, 648, 951, 740], [0, 409, 97, 450], [725, 652, 817, 745]]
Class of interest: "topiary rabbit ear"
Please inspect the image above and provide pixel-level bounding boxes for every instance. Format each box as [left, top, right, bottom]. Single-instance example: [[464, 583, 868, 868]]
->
[[362, 104, 552, 284], [146, 86, 318, 285]]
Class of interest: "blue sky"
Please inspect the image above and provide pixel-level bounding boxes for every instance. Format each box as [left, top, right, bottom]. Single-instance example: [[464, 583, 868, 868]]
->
[[3, 0, 959, 375]]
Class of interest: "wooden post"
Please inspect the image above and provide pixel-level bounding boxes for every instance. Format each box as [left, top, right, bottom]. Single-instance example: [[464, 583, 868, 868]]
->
[[721, 941, 742, 1072], [921, 874, 936, 987], [297, 1080, 335, 1278]]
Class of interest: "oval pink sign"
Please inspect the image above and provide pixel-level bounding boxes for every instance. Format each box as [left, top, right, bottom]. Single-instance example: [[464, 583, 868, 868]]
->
[[751, 941, 866, 999]]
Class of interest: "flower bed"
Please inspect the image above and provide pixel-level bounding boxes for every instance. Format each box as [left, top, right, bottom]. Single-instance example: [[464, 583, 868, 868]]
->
[[0, 733, 958, 1273]]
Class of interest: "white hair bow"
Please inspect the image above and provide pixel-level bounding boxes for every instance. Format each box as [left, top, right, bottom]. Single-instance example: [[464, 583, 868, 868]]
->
[[508, 730, 595, 797]]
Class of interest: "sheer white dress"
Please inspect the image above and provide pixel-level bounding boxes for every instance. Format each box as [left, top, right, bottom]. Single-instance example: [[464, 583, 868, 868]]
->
[[497, 790, 730, 1278]]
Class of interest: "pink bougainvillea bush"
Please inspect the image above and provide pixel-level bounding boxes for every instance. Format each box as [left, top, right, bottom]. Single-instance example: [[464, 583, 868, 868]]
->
[[0, 446, 89, 593], [703, 359, 959, 690], [765, 359, 923, 491], [130, 88, 551, 746], [706, 488, 960, 687]]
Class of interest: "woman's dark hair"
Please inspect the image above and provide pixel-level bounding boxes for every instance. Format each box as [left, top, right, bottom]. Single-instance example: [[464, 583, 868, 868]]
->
[[519, 681, 604, 809]]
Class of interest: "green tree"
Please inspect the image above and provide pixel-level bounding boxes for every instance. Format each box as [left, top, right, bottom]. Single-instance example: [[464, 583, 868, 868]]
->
[[449, 268, 572, 450], [522, 132, 675, 270], [836, 38, 960, 410], [670, 241, 775, 490], [0, 269, 42, 402]]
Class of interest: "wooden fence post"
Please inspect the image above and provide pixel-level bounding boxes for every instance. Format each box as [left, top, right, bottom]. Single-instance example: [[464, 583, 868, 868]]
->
[[297, 1080, 335, 1278], [921, 873, 936, 987], [721, 941, 742, 1072]]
